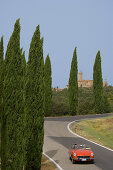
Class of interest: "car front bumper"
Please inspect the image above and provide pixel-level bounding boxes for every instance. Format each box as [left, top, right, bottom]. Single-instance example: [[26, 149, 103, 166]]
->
[[73, 157, 94, 162]]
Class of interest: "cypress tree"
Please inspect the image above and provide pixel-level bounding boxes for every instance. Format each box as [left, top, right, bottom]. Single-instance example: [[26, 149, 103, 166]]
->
[[21, 49, 26, 87], [25, 25, 44, 170], [69, 47, 78, 115], [44, 54, 52, 116], [21, 48, 26, 75], [22, 51, 26, 76], [93, 50, 104, 113], [0, 36, 4, 168], [0, 36, 4, 121], [2, 19, 25, 169]]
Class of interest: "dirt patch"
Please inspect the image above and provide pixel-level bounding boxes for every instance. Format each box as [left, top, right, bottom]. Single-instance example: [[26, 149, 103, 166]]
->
[[41, 155, 57, 170]]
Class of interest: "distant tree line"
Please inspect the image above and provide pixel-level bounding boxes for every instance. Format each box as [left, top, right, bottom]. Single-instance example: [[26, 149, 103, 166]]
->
[[0, 19, 52, 170], [52, 86, 112, 116]]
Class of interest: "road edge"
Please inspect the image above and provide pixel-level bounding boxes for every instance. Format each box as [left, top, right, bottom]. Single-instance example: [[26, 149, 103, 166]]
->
[[43, 152, 63, 170], [67, 119, 113, 152]]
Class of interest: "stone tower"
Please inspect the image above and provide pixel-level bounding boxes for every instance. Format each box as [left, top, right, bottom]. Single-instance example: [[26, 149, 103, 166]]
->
[[79, 72, 83, 81]]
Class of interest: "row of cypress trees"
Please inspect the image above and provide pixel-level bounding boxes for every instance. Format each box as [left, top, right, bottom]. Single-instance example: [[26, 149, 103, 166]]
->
[[69, 47, 104, 115], [0, 19, 52, 170]]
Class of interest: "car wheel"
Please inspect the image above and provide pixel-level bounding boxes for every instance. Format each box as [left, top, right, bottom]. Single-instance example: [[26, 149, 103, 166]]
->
[[90, 160, 95, 164], [92, 160, 95, 164], [72, 158, 75, 164]]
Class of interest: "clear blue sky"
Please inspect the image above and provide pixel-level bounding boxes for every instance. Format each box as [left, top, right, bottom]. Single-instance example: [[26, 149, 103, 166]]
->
[[0, 0, 113, 88]]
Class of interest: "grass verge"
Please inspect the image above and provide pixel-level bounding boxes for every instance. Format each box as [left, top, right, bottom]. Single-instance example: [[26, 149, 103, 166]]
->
[[70, 116, 113, 150]]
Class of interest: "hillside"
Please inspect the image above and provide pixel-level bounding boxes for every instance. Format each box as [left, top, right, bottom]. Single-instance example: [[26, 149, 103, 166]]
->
[[52, 86, 113, 116]]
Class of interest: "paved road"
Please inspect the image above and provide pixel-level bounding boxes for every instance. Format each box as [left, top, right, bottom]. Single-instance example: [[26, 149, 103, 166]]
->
[[43, 113, 113, 170]]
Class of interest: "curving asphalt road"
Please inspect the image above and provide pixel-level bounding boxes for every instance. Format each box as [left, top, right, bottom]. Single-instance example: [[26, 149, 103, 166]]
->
[[43, 113, 113, 170]]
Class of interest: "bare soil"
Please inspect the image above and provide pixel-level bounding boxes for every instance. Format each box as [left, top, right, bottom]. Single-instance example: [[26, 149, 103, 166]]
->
[[41, 155, 57, 170]]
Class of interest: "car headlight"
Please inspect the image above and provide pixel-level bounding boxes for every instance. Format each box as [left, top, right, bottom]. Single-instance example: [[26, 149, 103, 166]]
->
[[91, 153, 94, 156], [74, 153, 76, 156]]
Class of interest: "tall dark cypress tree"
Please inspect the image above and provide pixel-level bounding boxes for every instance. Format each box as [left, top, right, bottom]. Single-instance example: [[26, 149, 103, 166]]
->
[[21, 48, 26, 76], [0, 36, 4, 121], [93, 50, 104, 113], [44, 54, 52, 116], [21, 50, 26, 76], [2, 19, 25, 169], [0, 36, 4, 167], [25, 25, 44, 170], [69, 47, 78, 115], [21, 48, 26, 88]]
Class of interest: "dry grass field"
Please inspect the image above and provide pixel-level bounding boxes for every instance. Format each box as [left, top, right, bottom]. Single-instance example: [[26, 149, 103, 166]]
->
[[71, 115, 113, 150]]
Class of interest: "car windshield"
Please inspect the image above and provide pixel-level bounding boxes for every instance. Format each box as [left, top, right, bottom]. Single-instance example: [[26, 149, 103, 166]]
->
[[74, 145, 91, 150], [85, 145, 91, 150]]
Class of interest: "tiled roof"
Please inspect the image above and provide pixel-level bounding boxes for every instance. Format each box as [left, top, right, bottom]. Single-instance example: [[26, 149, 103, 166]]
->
[[78, 80, 93, 82]]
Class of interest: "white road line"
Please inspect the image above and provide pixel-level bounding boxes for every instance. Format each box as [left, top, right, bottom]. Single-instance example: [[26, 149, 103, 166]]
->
[[67, 119, 113, 152], [43, 152, 63, 170]]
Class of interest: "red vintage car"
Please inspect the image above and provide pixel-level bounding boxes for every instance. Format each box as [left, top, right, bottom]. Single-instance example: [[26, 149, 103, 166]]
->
[[68, 144, 94, 164]]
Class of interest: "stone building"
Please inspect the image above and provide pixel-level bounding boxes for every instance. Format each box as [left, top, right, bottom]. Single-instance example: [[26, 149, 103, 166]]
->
[[55, 87, 63, 91], [66, 72, 107, 88]]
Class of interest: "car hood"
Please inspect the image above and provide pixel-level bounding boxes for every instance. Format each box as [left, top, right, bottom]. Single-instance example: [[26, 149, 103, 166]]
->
[[73, 150, 93, 156]]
